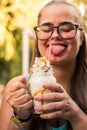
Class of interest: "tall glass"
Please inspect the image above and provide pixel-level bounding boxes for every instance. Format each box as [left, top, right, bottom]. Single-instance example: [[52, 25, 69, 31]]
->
[[29, 71, 56, 114]]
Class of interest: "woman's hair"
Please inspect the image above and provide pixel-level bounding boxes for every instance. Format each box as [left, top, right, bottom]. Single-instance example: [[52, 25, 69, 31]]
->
[[31, 0, 87, 130]]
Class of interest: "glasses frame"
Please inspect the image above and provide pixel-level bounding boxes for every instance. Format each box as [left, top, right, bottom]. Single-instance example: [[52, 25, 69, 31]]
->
[[34, 22, 83, 41]]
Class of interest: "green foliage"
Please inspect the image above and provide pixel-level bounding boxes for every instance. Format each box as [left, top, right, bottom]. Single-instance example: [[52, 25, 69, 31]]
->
[[0, 28, 22, 85]]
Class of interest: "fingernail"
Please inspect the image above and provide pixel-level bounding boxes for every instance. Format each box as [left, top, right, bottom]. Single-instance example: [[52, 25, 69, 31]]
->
[[34, 96, 40, 100], [40, 114, 45, 118], [34, 106, 40, 111], [43, 84, 47, 88]]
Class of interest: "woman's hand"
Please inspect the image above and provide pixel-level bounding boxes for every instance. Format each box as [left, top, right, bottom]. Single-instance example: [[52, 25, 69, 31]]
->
[[34, 83, 83, 123], [4, 75, 33, 119]]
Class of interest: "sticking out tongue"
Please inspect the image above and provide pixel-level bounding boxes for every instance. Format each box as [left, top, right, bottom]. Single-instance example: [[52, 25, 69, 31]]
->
[[49, 44, 66, 56]]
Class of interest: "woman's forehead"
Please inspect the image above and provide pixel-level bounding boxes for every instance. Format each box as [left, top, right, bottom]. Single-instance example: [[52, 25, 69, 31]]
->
[[39, 4, 77, 24], [41, 4, 77, 16]]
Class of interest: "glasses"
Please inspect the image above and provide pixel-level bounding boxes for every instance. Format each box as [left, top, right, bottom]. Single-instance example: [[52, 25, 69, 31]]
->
[[34, 22, 83, 40]]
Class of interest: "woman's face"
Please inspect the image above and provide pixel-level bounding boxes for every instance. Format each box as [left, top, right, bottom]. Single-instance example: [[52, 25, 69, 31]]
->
[[37, 4, 83, 66]]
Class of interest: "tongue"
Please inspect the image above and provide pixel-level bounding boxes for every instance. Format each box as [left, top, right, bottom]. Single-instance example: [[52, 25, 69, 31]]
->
[[49, 44, 66, 56]]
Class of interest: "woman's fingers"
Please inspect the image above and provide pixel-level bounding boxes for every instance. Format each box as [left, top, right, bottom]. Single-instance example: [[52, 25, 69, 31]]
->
[[34, 92, 64, 102], [7, 87, 28, 100], [43, 83, 65, 93], [40, 110, 62, 119], [6, 75, 27, 90], [34, 100, 64, 113], [8, 92, 31, 106]]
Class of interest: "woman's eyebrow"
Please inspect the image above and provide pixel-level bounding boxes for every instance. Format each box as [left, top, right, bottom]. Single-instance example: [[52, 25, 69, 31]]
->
[[41, 22, 53, 26], [40, 21, 72, 26]]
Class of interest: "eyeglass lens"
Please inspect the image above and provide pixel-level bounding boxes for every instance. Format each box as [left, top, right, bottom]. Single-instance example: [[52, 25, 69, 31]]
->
[[59, 23, 76, 39]]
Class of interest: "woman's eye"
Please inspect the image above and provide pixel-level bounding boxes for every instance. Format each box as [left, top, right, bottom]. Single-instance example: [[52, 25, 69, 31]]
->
[[62, 28, 72, 32], [62, 25, 74, 32], [41, 26, 52, 32], [61, 24, 75, 32]]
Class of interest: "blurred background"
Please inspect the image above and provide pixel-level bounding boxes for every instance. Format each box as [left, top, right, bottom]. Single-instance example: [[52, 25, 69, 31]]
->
[[0, 0, 87, 88]]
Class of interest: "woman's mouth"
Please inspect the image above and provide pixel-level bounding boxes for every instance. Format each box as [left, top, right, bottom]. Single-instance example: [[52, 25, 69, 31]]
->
[[48, 44, 67, 56]]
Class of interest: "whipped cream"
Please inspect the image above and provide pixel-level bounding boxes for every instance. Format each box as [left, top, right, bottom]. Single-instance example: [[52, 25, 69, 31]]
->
[[30, 56, 53, 75]]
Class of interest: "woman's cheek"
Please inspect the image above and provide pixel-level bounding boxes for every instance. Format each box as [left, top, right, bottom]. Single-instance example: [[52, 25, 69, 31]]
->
[[38, 41, 46, 56]]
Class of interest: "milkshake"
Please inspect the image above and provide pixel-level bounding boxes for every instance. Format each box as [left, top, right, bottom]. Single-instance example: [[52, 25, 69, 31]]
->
[[29, 56, 56, 114]]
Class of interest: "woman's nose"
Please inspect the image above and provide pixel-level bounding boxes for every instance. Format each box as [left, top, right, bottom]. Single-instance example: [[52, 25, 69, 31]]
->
[[51, 28, 61, 39]]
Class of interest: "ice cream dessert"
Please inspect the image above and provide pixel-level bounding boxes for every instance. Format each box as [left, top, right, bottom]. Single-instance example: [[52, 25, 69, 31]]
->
[[29, 56, 56, 114]]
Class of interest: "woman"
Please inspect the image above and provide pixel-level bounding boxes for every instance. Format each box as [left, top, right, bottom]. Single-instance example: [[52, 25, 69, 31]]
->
[[0, 0, 87, 130]]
